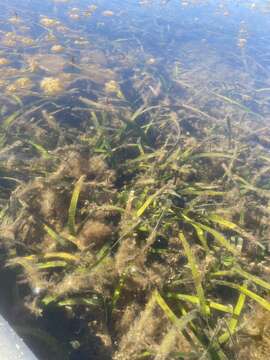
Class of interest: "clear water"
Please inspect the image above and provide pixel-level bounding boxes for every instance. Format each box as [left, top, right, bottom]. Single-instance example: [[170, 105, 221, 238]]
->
[[1, 1, 270, 359]]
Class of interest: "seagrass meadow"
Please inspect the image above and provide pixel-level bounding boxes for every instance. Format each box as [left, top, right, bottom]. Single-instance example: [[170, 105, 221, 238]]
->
[[1, 0, 270, 359]]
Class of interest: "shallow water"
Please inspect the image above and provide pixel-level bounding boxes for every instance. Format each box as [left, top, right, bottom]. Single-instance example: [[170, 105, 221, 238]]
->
[[1, 1, 270, 359]]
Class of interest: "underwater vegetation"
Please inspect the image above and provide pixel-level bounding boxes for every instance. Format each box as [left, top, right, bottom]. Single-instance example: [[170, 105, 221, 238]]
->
[[0, 0, 270, 359]]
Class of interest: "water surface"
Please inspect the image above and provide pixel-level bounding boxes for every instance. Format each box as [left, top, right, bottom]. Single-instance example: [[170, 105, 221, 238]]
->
[[1, 1, 270, 359]]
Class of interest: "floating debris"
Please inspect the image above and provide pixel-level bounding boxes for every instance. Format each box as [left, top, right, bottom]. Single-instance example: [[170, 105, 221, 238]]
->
[[51, 44, 64, 53], [102, 10, 115, 17], [40, 17, 59, 27], [0, 58, 10, 66]]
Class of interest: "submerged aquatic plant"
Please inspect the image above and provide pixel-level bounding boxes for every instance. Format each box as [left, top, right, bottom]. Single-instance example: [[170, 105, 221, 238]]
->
[[0, 1, 270, 359], [40, 77, 64, 95]]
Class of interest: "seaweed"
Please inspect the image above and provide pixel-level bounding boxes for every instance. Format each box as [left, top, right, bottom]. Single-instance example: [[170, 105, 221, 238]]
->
[[0, 1, 270, 359]]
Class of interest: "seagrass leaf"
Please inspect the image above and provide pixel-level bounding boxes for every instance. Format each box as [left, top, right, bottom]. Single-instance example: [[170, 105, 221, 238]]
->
[[179, 232, 208, 316], [68, 175, 86, 235]]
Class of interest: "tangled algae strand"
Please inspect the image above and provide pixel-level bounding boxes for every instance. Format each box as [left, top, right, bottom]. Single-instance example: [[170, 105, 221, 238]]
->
[[40, 77, 64, 95]]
